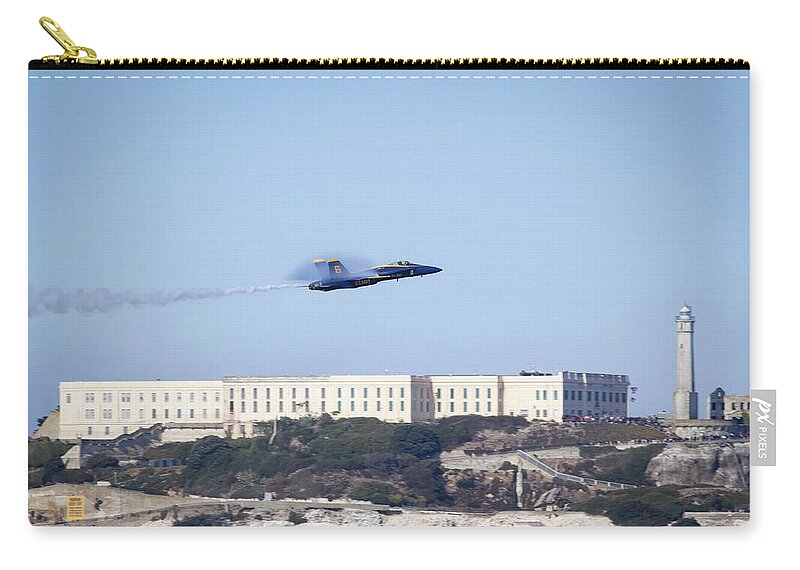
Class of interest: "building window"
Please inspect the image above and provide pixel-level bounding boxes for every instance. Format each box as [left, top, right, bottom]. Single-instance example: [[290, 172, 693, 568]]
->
[[602, 392, 607, 402], [543, 410, 548, 417], [189, 392, 194, 402], [190, 409, 195, 418], [164, 409, 169, 419], [400, 401, 405, 412], [229, 401, 234, 413], [102, 392, 112, 403], [202, 409, 208, 419], [279, 388, 284, 400], [152, 409, 157, 419], [400, 387, 405, 398], [536, 410, 540, 417], [389, 387, 393, 398], [177, 392, 182, 403], [450, 402, 454, 412], [487, 402, 492, 412], [253, 401, 257, 413], [622, 393, 627, 403], [164, 393, 170, 403], [265, 388, 271, 399], [85, 409, 95, 419], [177, 409, 182, 419], [363, 401, 368, 412], [426, 401, 430, 412], [66, 393, 71, 404], [578, 391, 583, 401], [337, 387, 342, 398], [215, 409, 220, 418], [536, 390, 540, 400], [487, 388, 492, 399], [123, 426, 128, 435], [85, 392, 95, 403], [475, 388, 480, 399], [292, 388, 296, 399], [337, 401, 342, 412], [215, 392, 220, 402], [350, 401, 354, 412], [279, 401, 284, 412], [363, 387, 368, 399], [543, 390, 548, 400], [321, 388, 326, 399], [436, 401, 441, 412], [139, 393, 144, 403], [87, 426, 93, 436], [305, 387, 310, 399], [376, 401, 381, 412], [102, 409, 112, 420], [463, 388, 467, 399], [266, 402, 270, 413], [240, 425, 246, 435], [121, 409, 131, 419], [463, 401, 468, 412], [241, 388, 246, 400], [321, 401, 326, 412], [553, 390, 558, 400], [151, 393, 156, 403], [138, 409, 144, 419], [292, 402, 297, 413], [201, 392, 207, 403], [586, 391, 591, 401], [252, 388, 257, 400], [389, 401, 394, 412], [241, 401, 246, 413], [475, 402, 480, 412], [230, 388, 234, 400], [105, 427, 110, 436], [121, 393, 131, 403]]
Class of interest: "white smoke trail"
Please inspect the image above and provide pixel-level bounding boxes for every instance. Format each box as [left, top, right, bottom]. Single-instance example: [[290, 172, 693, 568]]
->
[[28, 284, 305, 318]]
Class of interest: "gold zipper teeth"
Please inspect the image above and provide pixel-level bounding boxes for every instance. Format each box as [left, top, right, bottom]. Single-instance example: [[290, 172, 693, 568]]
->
[[90, 57, 747, 68], [36, 20, 748, 69]]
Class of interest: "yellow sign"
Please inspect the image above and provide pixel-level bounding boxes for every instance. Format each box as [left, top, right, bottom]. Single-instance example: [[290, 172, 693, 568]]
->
[[66, 496, 84, 521]]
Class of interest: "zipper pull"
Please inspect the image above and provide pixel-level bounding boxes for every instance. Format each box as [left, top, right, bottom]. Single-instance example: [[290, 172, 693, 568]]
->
[[39, 16, 98, 64]]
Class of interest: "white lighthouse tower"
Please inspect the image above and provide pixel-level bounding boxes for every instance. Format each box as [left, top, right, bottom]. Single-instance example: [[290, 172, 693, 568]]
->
[[673, 304, 698, 419]]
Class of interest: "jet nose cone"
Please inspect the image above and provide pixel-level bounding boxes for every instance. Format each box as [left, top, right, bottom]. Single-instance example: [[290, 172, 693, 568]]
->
[[420, 265, 442, 275]]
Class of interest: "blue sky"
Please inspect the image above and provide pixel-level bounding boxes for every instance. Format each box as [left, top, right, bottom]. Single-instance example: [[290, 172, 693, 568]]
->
[[28, 70, 749, 429]]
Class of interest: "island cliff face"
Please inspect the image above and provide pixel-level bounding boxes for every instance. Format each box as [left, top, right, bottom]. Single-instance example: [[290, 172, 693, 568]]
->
[[645, 442, 749, 488]]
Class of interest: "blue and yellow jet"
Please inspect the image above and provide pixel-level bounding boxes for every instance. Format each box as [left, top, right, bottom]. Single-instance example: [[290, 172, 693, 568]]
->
[[308, 259, 442, 291]]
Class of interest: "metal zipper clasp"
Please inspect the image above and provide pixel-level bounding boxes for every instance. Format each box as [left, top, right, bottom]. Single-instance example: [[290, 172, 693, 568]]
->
[[39, 16, 98, 65]]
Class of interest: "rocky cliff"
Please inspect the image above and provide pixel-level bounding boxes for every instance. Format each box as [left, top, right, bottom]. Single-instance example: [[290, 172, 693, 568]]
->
[[645, 443, 749, 488]]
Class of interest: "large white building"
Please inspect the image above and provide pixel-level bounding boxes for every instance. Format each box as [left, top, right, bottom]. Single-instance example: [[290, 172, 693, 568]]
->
[[52, 371, 629, 441]]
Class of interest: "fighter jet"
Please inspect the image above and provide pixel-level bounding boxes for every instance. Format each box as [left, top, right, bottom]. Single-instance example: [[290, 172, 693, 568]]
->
[[308, 259, 442, 291]]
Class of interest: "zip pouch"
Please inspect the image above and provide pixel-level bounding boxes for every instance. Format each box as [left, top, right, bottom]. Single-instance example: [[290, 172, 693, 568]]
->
[[29, 17, 750, 528]]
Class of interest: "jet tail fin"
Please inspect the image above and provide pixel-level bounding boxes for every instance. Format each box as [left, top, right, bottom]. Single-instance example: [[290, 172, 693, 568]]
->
[[313, 259, 328, 279], [327, 259, 349, 279]]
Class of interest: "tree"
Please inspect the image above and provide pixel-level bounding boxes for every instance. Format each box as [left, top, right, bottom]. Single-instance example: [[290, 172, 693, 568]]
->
[[389, 425, 441, 459]]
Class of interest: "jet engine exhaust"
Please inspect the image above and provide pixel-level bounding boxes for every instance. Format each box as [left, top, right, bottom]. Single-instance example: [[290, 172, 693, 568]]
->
[[28, 284, 305, 318]]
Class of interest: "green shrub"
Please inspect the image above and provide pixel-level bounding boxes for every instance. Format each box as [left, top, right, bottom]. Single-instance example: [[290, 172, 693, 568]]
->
[[577, 486, 687, 526], [389, 425, 441, 459], [350, 481, 407, 505], [288, 510, 307, 525], [28, 439, 71, 469], [591, 444, 666, 486], [174, 513, 232, 526]]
